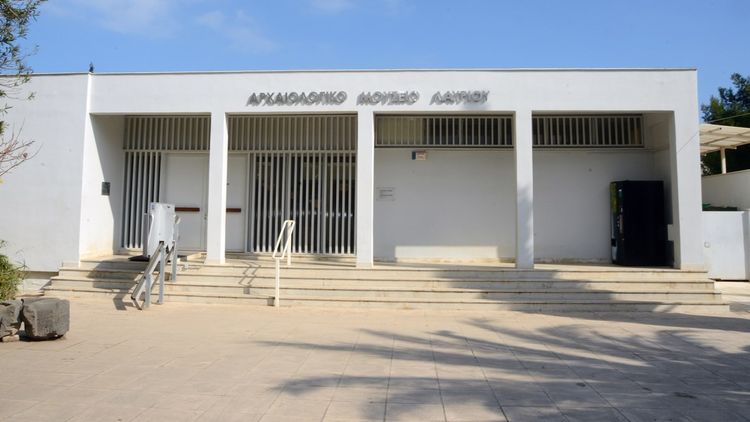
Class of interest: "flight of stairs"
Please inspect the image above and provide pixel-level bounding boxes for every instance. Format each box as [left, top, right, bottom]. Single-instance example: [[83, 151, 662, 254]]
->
[[43, 256, 728, 312]]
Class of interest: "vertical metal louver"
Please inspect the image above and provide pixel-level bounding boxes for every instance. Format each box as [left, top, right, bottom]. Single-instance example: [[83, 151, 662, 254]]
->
[[375, 115, 513, 147], [124, 116, 210, 151], [248, 152, 356, 255], [532, 115, 643, 147], [120, 114, 357, 255], [121, 115, 208, 249], [121, 151, 161, 249], [229, 115, 357, 255], [228, 115, 356, 151]]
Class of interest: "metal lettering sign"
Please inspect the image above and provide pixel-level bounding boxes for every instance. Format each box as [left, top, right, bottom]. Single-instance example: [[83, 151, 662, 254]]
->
[[430, 90, 489, 105], [246, 91, 347, 106], [245, 90, 490, 106], [357, 91, 420, 105]]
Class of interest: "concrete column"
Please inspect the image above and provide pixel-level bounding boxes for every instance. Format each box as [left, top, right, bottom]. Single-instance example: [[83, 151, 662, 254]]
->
[[205, 112, 228, 264], [720, 147, 727, 174], [669, 110, 704, 270], [514, 109, 534, 269], [356, 111, 375, 267]]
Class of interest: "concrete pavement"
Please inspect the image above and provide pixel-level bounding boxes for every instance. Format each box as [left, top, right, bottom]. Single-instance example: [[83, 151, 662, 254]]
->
[[1, 297, 749, 421]]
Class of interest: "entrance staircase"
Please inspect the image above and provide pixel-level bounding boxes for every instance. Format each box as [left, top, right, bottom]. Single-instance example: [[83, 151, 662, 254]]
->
[[43, 256, 728, 312]]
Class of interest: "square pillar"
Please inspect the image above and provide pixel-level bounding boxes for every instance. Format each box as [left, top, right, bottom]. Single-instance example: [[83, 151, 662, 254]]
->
[[205, 112, 228, 264], [514, 110, 534, 269], [669, 110, 704, 270], [356, 111, 375, 267]]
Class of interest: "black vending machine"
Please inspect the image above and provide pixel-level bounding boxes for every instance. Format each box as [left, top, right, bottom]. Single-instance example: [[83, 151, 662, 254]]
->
[[610, 180, 667, 266]]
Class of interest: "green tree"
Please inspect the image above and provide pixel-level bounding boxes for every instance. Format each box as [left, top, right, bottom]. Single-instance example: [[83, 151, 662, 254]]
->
[[0, 1, 44, 298], [701, 73, 750, 175], [0, 0, 44, 182]]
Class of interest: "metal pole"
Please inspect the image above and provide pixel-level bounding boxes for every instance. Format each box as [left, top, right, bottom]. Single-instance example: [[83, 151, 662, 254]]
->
[[287, 224, 292, 267], [172, 216, 180, 282], [721, 147, 727, 174], [274, 258, 281, 308], [158, 243, 165, 305], [144, 272, 151, 309], [171, 246, 178, 282]]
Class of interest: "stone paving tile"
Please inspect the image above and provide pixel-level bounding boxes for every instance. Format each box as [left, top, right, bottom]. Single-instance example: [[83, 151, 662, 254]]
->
[[386, 402, 446, 421], [131, 407, 205, 422], [8, 402, 88, 422], [260, 397, 331, 421], [387, 386, 443, 405], [502, 406, 567, 422], [443, 400, 506, 422], [560, 407, 629, 422], [67, 404, 146, 422], [0, 399, 38, 420], [617, 407, 693, 422], [324, 400, 386, 421], [2, 298, 750, 422]]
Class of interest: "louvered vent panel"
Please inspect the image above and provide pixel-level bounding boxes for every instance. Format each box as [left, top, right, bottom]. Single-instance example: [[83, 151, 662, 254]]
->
[[375, 115, 513, 147], [228, 115, 356, 151], [532, 115, 643, 147], [124, 116, 210, 151]]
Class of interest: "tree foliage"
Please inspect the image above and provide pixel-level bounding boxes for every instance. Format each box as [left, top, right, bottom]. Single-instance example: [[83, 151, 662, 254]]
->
[[0, 241, 24, 300], [701, 73, 750, 175], [0, 0, 44, 182]]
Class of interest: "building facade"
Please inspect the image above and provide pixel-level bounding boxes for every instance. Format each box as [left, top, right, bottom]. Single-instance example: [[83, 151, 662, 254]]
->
[[0, 69, 704, 273]]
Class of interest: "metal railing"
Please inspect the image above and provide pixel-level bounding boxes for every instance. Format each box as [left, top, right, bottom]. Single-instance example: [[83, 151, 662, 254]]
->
[[131, 215, 180, 309], [271, 220, 295, 307]]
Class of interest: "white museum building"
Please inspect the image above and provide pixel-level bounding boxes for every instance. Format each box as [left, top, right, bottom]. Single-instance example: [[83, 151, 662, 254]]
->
[[0, 68, 711, 308]]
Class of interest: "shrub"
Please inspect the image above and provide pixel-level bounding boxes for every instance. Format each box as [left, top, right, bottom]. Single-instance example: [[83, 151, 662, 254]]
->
[[0, 242, 24, 300]]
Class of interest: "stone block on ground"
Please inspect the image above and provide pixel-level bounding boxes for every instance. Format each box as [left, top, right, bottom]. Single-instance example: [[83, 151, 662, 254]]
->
[[21, 297, 70, 340], [0, 299, 23, 338]]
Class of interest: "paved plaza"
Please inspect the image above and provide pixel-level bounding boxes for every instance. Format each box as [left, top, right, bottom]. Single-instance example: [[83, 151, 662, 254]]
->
[[1, 289, 750, 422]]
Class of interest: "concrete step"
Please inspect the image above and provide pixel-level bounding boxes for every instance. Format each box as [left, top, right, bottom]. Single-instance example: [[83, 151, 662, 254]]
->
[[59, 266, 711, 285], [47, 276, 722, 302], [43, 287, 727, 313], [51, 257, 726, 312], [49, 275, 717, 292]]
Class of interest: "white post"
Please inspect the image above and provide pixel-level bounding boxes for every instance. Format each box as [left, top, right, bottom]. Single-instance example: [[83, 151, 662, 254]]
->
[[158, 243, 165, 305], [356, 111, 375, 268], [144, 271, 151, 309], [205, 112, 228, 264], [286, 224, 292, 267], [514, 109, 534, 269], [274, 259, 280, 307], [720, 147, 727, 174], [669, 110, 704, 270]]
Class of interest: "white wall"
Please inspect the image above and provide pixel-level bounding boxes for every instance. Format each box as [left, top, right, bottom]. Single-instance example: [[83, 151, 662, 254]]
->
[[646, 113, 675, 263], [0, 69, 703, 270], [534, 150, 656, 262], [702, 169, 750, 210], [79, 115, 125, 258], [374, 149, 515, 261], [85, 69, 702, 268], [0, 75, 89, 271], [703, 211, 749, 280]]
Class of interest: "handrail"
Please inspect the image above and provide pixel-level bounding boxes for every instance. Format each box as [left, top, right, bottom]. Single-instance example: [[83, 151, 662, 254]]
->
[[131, 214, 181, 309], [271, 220, 295, 307]]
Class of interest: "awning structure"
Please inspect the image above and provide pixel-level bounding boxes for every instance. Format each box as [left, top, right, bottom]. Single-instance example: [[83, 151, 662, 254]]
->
[[700, 123, 750, 173]]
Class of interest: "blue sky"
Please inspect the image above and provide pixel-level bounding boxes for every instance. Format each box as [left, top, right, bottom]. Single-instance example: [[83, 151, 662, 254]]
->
[[23, 0, 750, 110]]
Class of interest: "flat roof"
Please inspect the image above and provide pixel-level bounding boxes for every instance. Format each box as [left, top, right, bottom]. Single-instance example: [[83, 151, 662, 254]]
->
[[700, 124, 750, 154], [1, 67, 698, 77]]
